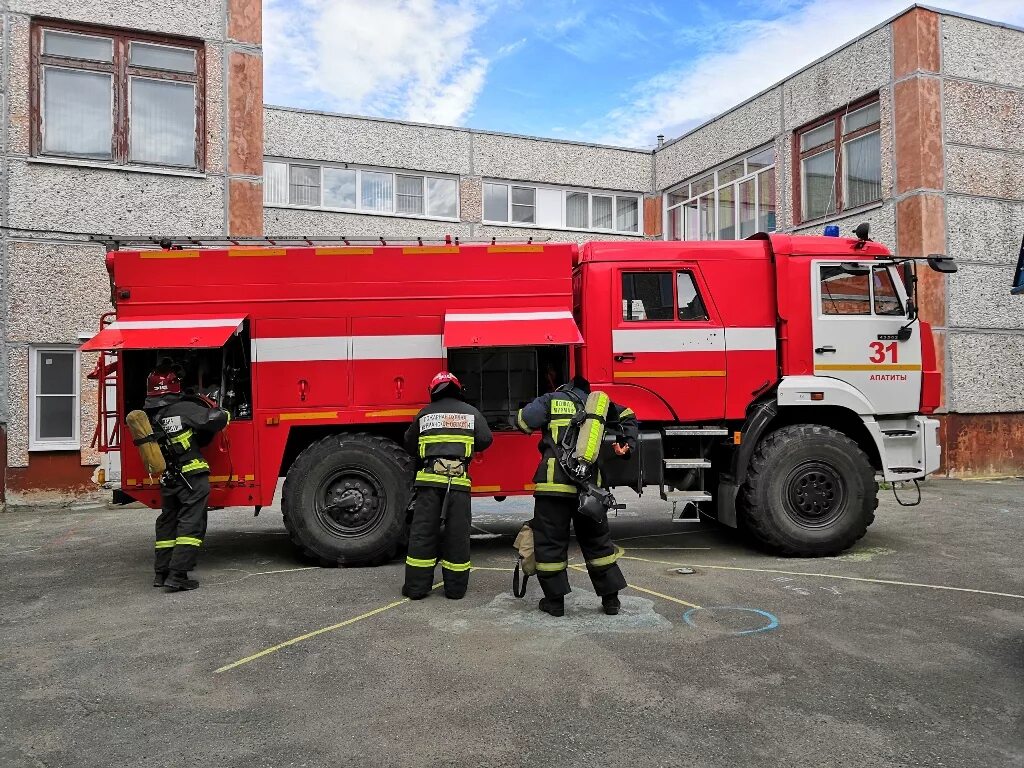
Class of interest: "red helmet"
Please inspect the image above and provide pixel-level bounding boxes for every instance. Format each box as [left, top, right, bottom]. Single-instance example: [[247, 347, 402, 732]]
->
[[428, 371, 461, 399], [146, 369, 182, 400]]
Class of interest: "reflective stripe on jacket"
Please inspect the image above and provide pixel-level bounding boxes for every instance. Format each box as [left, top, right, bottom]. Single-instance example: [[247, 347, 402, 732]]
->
[[404, 396, 493, 492]]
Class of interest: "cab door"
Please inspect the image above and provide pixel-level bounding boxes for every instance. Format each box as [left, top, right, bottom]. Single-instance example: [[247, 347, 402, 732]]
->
[[812, 262, 920, 414], [611, 266, 726, 421]]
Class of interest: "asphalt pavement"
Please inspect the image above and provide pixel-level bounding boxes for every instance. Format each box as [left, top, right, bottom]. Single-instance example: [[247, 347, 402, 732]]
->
[[1, 479, 1022, 768]]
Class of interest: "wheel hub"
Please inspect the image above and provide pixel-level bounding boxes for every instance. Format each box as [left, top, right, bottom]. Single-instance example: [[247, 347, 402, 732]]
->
[[783, 461, 846, 528], [315, 470, 385, 537]]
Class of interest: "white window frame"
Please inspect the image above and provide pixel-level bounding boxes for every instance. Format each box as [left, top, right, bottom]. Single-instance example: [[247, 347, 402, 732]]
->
[[262, 158, 460, 222], [481, 179, 644, 236], [29, 345, 81, 452], [663, 145, 777, 242]]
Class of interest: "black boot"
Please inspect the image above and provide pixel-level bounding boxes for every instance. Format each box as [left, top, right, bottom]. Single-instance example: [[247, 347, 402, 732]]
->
[[602, 592, 621, 615], [153, 571, 168, 588], [401, 585, 429, 600], [444, 590, 465, 600], [164, 572, 199, 592], [539, 597, 565, 617]]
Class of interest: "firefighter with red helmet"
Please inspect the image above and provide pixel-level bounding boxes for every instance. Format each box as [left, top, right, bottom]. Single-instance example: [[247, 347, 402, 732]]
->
[[516, 375, 637, 617], [144, 359, 230, 592], [402, 372, 493, 600]]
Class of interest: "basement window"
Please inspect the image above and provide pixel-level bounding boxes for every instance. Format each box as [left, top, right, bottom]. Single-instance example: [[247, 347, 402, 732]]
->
[[33, 22, 205, 170]]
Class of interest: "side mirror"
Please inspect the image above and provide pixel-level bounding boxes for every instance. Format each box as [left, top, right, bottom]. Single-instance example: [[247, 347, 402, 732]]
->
[[896, 325, 913, 342], [853, 222, 871, 241], [927, 254, 958, 273], [906, 297, 917, 320]]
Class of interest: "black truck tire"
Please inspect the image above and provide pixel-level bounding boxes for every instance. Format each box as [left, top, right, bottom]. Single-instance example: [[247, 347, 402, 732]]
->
[[282, 432, 413, 566], [739, 424, 877, 557]]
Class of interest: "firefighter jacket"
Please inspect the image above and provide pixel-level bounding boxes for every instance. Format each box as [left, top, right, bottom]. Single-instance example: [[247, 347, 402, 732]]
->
[[515, 386, 638, 497], [404, 396, 493, 492], [153, 398, 230, 476]]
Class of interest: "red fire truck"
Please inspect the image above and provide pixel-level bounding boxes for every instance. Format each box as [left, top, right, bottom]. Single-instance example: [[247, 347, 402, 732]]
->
[[82, 229, 953, 563]]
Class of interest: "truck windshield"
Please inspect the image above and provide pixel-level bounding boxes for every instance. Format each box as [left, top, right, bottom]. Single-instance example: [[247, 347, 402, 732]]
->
[[819, 264, 905, 317]]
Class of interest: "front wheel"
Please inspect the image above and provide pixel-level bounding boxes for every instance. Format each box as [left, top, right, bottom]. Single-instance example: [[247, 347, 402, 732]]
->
[[282, 432, 413, 566], [739, 424, 877, 556]]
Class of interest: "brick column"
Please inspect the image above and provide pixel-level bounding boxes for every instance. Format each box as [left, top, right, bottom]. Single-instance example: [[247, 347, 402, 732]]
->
[[892, 8, 945, 404], [226, 0, 264, 236], [644, 195, 663, 238]]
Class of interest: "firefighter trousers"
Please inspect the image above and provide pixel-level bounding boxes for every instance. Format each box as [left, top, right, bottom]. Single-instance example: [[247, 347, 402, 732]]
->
[[532, 494, 626, 599], [404, 487, 472, 598], [154, 473, 211, 577]]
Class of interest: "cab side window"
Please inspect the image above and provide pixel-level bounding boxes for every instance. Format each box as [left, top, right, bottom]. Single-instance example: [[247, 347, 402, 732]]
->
[[622, 272, 673, 321], [820, 265, 871, 315], [677, 271, 708, 321]]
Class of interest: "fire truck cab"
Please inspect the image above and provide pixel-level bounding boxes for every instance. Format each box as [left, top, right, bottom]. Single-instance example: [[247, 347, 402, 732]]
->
[[83, 230, 949, 564]]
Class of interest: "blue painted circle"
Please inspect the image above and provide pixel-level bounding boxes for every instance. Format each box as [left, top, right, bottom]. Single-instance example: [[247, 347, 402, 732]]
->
[[682, 606, 780, 636]]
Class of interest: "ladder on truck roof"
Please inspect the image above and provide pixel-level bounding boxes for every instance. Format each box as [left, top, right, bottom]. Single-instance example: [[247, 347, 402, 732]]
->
[[89, 234, 551, 251]]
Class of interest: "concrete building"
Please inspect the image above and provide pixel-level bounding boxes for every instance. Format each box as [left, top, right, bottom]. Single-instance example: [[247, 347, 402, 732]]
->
[[0, 0, 263, 504], [2, 2, 1023, 502]]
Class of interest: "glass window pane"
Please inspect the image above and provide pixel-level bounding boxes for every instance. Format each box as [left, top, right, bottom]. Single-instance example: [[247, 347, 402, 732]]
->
[[717, 185, 735, 240], [844, 102, 880, 134], [426, 177, 458, 218], [263, 161, 288, 204], [592, 195, 613, 229], [323, 167, 356, 209], [38, 351, 74, 395], [396, 174, 424, 214], [361, 170, 393, 212], [483, 183, 508, 222], [622, 272, 673, 321], [566, 191, 588, 228], [691, 174, 714, 196], [758, 167, 777, 232], [130, 42, 196, 73], [843, 131, 881, 209], [699, 196, 714, 240], [667, 189, 688, 207], [738, 178, 756, 239], [802, 150, 836, 220], [130, 78, 196, 166], [667, 205, 682, 241], [873, 267, 904, 316], [747, 147, 775, 171], [800, 122, 834, 151], [718, 162, 744, 185], [511, 186, 535, 223], [43, 30, 112, 62], [616, 196, 639, 233], [683, 199, 699, 240], [820, 265, 870, 315], [38, 396, 75, 440], [677, 272, 708, 321], [289, 164, 321, 206], [42, 68, 112, 158]]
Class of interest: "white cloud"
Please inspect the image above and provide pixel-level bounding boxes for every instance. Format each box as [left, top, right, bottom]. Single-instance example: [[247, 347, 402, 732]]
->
[[264, 0, 493, 126], [581, 0, 1024, 148]]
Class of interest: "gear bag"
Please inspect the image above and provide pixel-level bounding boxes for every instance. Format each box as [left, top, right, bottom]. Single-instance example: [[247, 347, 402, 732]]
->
[[126, 409, 166, 475], [512, 521, 536, 598]]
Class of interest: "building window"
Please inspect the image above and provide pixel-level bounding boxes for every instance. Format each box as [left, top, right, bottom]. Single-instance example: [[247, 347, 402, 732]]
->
[[263, 159, 460, 221], [797, 100, 881, 223], [29, 347, 80, 451], [483, 181, 642, 234], [665, 146, 775, 241], [33, 22, 204, 169]]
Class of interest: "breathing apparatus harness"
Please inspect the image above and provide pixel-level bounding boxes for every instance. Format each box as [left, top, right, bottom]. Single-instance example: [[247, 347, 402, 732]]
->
[[553, 384, 621, 523]]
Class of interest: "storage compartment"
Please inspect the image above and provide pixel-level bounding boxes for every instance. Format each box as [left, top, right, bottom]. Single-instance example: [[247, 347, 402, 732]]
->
[[121, 322, 253, 419], [449, 345, 569, 430]]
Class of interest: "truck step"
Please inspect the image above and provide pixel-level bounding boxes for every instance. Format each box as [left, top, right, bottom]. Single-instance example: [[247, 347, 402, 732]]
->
[[664, 427, 729, 437], [664, 458, 712, 469], [664, 490, 713, 502], [882, 430, 917, 437], [888, 466, 922, 474], [665, 491, 710, 523]]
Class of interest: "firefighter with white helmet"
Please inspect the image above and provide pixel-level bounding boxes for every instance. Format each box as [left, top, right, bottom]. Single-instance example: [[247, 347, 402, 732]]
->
[[516, 375, 637, 617], [402, 372, 493, 600], [143, 360, 230, 592]]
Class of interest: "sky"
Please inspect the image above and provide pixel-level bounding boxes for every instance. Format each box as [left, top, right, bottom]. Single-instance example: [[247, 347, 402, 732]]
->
[[264, 0, 1024, 149]]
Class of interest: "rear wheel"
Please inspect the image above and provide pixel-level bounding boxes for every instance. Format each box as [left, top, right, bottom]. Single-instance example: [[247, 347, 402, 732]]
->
[[739, 424, 877, 556], [282, 432, 413, 566]]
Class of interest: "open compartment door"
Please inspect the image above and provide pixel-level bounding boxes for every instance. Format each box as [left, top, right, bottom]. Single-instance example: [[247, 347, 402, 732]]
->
[[80, 316, 246, 351], [443, 309, 583, 349]]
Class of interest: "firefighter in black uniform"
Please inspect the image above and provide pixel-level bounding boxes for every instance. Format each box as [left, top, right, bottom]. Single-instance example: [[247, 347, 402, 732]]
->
[[516, 375, 638, 617], [144, 362, 230, 592], [402, 372, 493, 600]]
